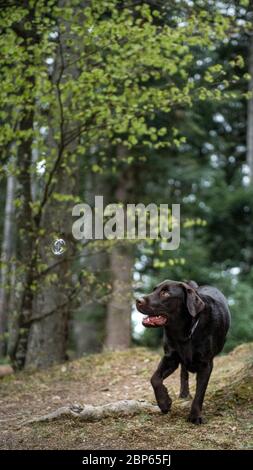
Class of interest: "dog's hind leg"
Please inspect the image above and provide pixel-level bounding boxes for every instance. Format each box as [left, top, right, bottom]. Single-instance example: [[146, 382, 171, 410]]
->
[[188, 360, 213, 424]]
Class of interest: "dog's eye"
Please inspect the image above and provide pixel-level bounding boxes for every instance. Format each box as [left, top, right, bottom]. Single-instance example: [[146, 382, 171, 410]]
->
[[160, 290, 170, 298]]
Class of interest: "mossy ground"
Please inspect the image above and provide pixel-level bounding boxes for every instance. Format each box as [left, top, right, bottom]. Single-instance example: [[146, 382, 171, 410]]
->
[[0, 344, 252, 449]]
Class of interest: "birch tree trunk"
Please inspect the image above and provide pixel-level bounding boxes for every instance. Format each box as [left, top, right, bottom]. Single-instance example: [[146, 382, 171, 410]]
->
[[247, 33, 253, 183], [0, 171, 16, 356]]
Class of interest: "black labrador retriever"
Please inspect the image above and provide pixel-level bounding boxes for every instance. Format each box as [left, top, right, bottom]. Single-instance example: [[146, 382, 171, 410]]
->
[[136, 280, 231, 424]]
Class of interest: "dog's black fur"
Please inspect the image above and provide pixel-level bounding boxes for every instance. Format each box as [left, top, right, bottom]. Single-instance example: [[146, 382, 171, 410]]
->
[[136, 280, 231, 424]]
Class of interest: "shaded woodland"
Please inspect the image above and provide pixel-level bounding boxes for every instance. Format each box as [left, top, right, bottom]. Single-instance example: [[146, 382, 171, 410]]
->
[[0, 0, 253, 370]]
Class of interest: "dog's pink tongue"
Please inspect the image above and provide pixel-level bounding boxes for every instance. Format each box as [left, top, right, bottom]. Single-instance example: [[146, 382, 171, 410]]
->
[[142, 315, 167, 327]]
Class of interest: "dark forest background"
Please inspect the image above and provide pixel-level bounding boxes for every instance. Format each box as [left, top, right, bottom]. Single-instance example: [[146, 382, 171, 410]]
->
[[0, 0, 253, 370]]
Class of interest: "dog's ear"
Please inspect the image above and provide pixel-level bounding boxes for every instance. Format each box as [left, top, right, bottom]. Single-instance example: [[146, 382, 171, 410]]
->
[[185, 280, 199, 289], [181, 283, 205, 317]]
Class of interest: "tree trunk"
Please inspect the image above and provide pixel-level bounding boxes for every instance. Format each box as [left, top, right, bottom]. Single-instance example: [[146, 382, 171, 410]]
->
[[247, 33, 253, 183], [105, 242, 134, 350], [25, 4, 80, 368], [25, 219, 74, 368], [24, 165, 76, 366], [8, 111, 36, 370], [72, 170, 111, 356], [0, 170, 16, 356], [7, 4, 42, 370], [72, 246, 108, 355], [104, 146, 135, 350]]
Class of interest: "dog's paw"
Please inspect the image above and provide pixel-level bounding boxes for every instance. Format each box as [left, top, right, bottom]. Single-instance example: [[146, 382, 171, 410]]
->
[[187, 414, 203, 425], [158, 389, 172, 414], [158, 400, 171, 414], [159, 402, 171, 414]]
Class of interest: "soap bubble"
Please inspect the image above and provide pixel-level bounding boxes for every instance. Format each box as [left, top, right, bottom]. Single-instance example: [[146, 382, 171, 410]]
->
[[51, 238, 67, 256]]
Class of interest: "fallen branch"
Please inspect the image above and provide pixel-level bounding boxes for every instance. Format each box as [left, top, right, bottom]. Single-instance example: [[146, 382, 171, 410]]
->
[[22, 400, 159, 426]]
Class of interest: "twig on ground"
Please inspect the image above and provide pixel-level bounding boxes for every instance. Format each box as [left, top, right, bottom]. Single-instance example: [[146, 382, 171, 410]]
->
[[21, 400, 159, 426]]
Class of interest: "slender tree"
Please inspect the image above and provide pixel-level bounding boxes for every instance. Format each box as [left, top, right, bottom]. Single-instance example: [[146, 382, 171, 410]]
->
[[0, 167, 16, 356], [247, 33, 253, 182]]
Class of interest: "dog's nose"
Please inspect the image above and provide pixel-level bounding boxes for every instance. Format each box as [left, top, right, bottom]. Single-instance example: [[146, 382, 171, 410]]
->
[[136, 298, 146, 308]]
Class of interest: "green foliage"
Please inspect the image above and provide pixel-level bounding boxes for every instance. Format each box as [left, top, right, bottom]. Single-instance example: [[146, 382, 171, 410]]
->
[[0, 0, 241, 286], [225, 280, 253, 352], [134, 1, 253, 352], [0, 0, 252, 361], [0, 0, 241, 174]]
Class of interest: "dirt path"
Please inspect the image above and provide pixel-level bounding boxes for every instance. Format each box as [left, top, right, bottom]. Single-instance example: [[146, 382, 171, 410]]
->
[[0, 344, 252, 449]]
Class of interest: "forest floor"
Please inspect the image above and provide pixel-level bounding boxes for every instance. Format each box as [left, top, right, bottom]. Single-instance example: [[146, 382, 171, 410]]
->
[[0, 343, 252, 450]]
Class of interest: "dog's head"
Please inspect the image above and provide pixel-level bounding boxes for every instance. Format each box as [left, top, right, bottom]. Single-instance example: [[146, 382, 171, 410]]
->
[[136, 280, 205, 328]]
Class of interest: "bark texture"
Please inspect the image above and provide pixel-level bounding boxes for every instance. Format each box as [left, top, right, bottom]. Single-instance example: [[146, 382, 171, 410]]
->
[[25, 155, 77, 368], [104, 146, 135, 350], [72, 172, 109, 355], [0, 171, 16, 356], [22, 400, 158, 425], [105, 243, 133, 350]]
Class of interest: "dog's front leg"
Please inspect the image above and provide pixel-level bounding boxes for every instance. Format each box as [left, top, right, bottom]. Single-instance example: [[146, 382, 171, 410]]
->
[[188, 360, 213, 424], [151, 354, 179, 414]]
